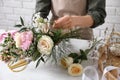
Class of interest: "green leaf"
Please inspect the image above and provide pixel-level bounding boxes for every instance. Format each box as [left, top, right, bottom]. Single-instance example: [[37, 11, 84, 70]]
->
[[51, 29, 62, 43], [20, 16, 24, 26], [68, 53, 79, 58], [14, 24, 22, 27], [32, 51, 41, 61], [38, 18, 44, 23], [73, 59, 79, 63], [79, 49, 87, 60]]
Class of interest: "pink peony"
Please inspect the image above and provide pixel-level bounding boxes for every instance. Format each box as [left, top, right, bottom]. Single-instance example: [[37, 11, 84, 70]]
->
[[14, 31, 33, 51]]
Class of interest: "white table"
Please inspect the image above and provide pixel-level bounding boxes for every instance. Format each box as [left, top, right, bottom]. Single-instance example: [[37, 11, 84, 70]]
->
[[0, 29, 98, 80], [0, 61, 86, 80]]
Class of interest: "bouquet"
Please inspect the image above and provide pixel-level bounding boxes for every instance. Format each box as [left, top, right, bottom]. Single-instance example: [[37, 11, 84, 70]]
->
[[0, 12, 99, 76], [0, 12, 82, 72]]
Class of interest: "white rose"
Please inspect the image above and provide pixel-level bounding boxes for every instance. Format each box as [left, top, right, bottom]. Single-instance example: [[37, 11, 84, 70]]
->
[[60, 57, 73, 68], [14, 33, 21, 48], [68, 64, 83, 76], [37, 35, 54, 55]]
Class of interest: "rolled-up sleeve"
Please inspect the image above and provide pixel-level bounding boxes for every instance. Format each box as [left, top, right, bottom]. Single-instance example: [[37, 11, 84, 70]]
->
[[35, 0, 51, 18], [87, 0, 106, 28]]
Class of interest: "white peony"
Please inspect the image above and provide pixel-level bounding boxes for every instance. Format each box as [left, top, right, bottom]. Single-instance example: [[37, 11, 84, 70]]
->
[[60, 57, 73, 68], [37, 23, 49, 33], [68, 64, 83, 76], [37, 35, 54, 55], [14, 33, 21, 48], [32, 12, 49, 33]]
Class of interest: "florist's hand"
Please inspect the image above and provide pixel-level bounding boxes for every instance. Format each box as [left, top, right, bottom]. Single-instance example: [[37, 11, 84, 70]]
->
[[53, 15, 77, 29]]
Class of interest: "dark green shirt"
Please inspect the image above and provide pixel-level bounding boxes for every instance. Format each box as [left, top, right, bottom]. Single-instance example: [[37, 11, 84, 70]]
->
[[35, 0, 106, 28]]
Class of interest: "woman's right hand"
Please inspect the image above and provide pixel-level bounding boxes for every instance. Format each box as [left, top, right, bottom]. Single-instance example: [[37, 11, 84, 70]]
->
[[53, 15, 72, 29]]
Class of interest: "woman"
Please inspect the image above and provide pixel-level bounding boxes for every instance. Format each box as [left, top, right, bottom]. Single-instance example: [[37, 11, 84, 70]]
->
[[35, 0, 106, 40]]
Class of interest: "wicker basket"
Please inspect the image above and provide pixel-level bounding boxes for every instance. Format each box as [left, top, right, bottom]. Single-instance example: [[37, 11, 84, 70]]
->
[[98, 46, 120, 80], [106, 32, 120, 56], [98, 32, 120, 80]]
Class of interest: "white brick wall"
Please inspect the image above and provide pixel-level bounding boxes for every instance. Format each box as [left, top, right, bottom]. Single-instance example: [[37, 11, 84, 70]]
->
[[0, 0, 35, 30], [0, 0, 120, 37]]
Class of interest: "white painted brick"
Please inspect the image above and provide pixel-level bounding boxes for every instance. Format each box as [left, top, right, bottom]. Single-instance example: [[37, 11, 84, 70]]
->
[[0, 26, 8, 30], [114, 24, 120, 32], [0, 7, 13, 14], [106, 7, 116, 15], [0, 0, 119, 37], [116, 8, 120, 16], [106, 0, 120, 7], [0, 14, 6, 19], [100, 30, 112, 38], [0, 20, 15, 30], [13, 8, 34, 15], [6, 14, 20, 21], [93, 29, 101, 38], [3, 1, 22, 8], [105, 16, 120, 24], [23, 2, 35, 9], [95, 23, 114, 31], [94, 27, 116, 38], [0, 0, 3, 7], [24, 16, 32, 24], [0, 3, 2, 7], [14, 15, 32, 25], [0, 20, 15, 26], [16, 0, 33, 2], [24, 0, 33, 1]]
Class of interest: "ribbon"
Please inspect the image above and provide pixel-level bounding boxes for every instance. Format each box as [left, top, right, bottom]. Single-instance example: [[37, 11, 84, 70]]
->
[[101, 66, 120, 80], [8, 58, 32, 72], [82, 66, 99, 80]]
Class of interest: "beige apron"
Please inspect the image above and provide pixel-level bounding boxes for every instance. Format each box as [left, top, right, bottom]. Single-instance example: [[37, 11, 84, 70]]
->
[[51, 0, 93, 40]]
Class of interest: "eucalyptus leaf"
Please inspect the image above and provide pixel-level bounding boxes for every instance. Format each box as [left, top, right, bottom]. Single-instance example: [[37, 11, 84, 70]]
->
[[14, 24, 22, 27], [35, 56, 45, 68], [19, 27, 28, 32], [36, 58, 41, 68], [20, 16, 24, 26], [40, 57, 45, 63], [10, 52, 19, 58]]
